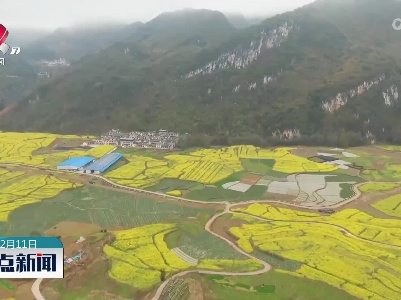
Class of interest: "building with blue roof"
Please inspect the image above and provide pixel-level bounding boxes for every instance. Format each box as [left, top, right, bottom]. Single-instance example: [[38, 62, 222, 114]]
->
[[57, 156, 95, 171], [84, 153, 123, 174]]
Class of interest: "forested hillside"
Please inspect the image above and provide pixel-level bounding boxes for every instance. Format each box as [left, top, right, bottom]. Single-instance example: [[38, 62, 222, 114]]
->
[[1, 0, 401, 147]]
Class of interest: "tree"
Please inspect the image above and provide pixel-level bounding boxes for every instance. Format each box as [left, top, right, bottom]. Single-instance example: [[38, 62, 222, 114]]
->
[[160, 269, 166, 282]]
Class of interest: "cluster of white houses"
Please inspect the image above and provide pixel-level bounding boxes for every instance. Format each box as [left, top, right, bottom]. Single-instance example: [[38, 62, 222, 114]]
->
[[89, 129, 180, 150], [40, 58, 71, 67]]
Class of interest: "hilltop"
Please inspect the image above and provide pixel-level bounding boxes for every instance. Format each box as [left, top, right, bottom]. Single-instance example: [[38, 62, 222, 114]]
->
[[1, 0, 401, 147]]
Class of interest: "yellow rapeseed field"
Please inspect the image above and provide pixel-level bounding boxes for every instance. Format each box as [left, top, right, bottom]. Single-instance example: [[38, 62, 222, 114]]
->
[[0, 169, 25, 184], [105, 224, 192, 290], [229, 220, 401, 300], [233, 203, 401, 246], [0, 172, 82, 221], [166, 190, 182, 197], [191, 146, 337, 173], [106, 145, 336, 189], [0, 132, 58, 164], [360, 182, 400, 193], [372, 194, 401, 218], [0, 132, 104, 166], [197, 259, 262, 271], [105, 223, 264, 290]]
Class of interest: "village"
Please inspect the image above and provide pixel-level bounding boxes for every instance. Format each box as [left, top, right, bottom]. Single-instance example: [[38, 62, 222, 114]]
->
[[88, 129, 181, 150]]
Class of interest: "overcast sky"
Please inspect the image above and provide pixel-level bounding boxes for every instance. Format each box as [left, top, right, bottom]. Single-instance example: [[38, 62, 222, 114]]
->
[[1, 0, 315, 29]]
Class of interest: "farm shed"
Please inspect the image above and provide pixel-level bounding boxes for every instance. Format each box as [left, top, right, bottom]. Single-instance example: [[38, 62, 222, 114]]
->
[[56, 156, 95, 171], [84, 152, 123, 174]]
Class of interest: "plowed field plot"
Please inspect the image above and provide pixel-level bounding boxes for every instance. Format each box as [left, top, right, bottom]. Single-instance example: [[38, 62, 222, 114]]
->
[[264, 174, 359, 207], [240, 174, 261, 185], [107, 146, 338, 190], [222, 181, 252, 192], [185, 185, 266, 202]]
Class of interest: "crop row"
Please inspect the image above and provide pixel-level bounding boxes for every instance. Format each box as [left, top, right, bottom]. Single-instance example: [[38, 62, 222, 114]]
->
[[104, 223, 264, 290], [105, 224, 190, 289], [160, 278, 189, 300], [229, 220, 401, 300], [372, 194, 401, 218], [0, 132, 92, 165], [0, 173, 81, 221], [106, 146, 338, 190], [233, 203, 401, 246], [0, 169, 25, 184]]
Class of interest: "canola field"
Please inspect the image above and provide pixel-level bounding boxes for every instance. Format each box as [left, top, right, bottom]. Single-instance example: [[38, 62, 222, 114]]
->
[[0, 169, 81, 221], [372, 194, 401, 218], [105, 146, 338, 189], [104, 224, 263, 290], [0, 132, 113, 166], [233, 203, 401, 246], [362, 164, 401, 181], [229, 214, 401, 300], [359, 182, 400, 193]]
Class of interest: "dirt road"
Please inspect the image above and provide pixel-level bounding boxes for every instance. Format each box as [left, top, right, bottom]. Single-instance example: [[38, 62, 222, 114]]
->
[[1, 162, 391, 300]]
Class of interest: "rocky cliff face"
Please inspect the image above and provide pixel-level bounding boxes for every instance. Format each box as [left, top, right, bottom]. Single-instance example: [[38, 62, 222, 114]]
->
[[183, 22, 296, 79], [322, 74, 386, 113], [383, 85, 399, 106]]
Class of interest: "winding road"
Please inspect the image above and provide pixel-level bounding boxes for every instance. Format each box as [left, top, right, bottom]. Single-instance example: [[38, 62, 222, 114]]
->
[[151, 209, 272, 300], [2, 162, 388, 299], [32, 278, 45, 300]]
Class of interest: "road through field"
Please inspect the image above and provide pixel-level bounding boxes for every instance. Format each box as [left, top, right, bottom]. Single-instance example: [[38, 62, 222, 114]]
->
[[31, 278, 45, 300], [151, 207, 272, 300], [1, 162, 393, 299]]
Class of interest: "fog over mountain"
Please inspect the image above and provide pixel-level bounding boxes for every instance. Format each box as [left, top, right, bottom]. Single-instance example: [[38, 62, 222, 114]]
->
[[2, 0, 315, 29]]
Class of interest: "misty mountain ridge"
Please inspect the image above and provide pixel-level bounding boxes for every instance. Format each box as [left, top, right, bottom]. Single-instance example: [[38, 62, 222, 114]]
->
[[1, 0, 401, 147]]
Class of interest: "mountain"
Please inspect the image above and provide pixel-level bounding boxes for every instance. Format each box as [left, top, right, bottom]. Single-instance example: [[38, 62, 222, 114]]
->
[[1, 0, 401, 147], [0, 22, 144, 104], [5, 28, 51, 47], [226, 14, 265, 28], [19, 22, 143, 62]]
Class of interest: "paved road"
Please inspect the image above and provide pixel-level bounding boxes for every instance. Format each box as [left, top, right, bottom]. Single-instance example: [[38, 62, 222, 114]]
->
[[31, 278, 45, 300], [151, 208, 272, 300]]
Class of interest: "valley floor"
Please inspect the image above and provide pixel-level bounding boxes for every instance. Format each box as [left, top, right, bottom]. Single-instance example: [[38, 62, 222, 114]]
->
[[0, 133, 400, 300]]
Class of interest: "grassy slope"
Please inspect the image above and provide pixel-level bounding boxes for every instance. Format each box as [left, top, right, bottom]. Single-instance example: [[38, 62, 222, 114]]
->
[[205, 271, 359, 300], [185, 185, 266, 202]]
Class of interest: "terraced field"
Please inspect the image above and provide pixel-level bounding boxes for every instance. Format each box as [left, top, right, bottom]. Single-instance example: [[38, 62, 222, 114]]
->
[[229, 207, 401, 300], [105, 146, 338, 191], [0, 169, 81, 222], [0, 132, 112, 166], [372, 194, 401, 218], [232, 203, 401, 246], [360, 182, 400, 193], [104, 224, 263, 290], [2, 133, 401, 300]]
